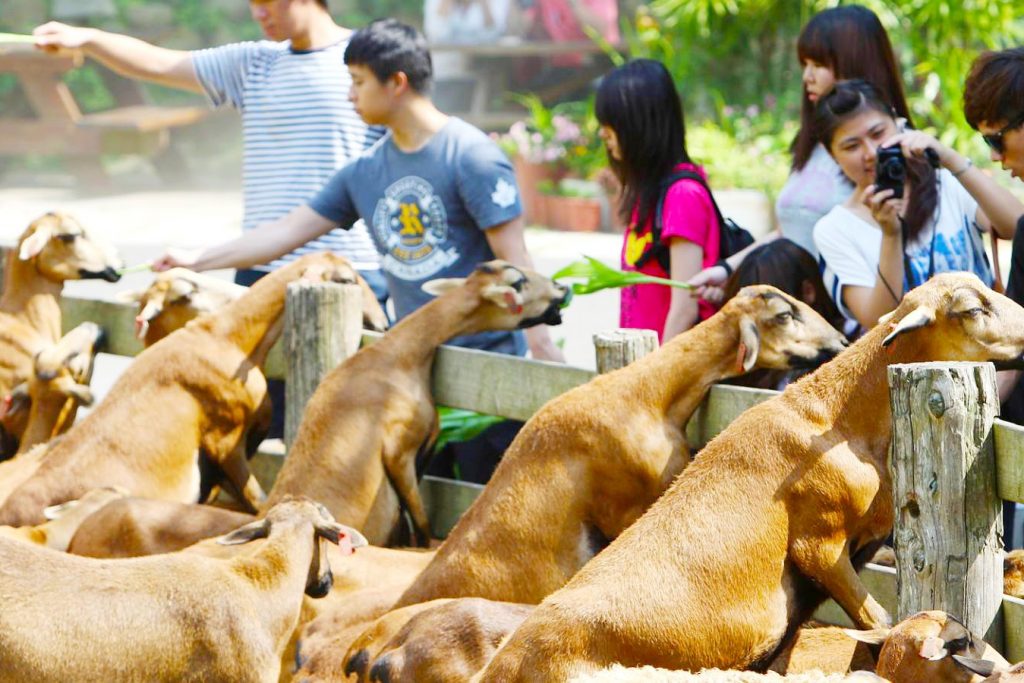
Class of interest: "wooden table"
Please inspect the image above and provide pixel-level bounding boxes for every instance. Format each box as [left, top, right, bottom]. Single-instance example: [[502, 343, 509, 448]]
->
[[0, 42, 208, 183], [429, 39, 616, 130]]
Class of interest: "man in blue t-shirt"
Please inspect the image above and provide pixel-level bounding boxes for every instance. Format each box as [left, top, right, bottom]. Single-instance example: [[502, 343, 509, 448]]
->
[[155, 19, 563, 361]]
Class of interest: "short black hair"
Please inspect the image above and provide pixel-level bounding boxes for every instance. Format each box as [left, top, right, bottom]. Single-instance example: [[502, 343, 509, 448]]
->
[[344, 19, 432, 93]]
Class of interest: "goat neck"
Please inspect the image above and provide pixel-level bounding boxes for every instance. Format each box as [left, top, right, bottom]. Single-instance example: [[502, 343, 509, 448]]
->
[[0, 251, 62, 343], [625, 311, 745, 428], [202, 266, 296, 359], [379, 286, 491, 366], [790, 322, 908, 461], [227, 521, 318, 635], [16, 393, 74, 455]]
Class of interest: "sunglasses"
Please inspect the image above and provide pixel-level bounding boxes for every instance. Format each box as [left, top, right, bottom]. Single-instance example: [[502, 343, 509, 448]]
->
[[981, 112, 1024, 154]]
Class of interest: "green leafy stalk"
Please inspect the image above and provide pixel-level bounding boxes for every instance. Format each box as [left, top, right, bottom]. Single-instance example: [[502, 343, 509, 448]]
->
[[553, 256, 694, 295], [0, 33, 37, 44], [434, 407, 505, 454], [116, 262, 154, 276]]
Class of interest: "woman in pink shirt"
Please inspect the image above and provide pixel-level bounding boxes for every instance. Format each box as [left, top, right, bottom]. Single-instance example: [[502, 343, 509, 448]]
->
[[596, 59, 719, 341]]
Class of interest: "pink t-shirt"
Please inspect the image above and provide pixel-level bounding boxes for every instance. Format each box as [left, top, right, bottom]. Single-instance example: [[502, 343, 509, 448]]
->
[[619, 163, 720, 340]]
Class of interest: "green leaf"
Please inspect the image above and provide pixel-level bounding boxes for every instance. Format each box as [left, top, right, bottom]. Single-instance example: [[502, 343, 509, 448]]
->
[[0, 33, 37, 43], [553, 256, 694, 295], [435, 407, 505, 453]]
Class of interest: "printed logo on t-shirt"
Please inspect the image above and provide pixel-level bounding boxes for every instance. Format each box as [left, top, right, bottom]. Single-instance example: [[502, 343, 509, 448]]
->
[[372, 176, 459, 281], [623, 229, 652, 268], [491, 178, 517, 208]]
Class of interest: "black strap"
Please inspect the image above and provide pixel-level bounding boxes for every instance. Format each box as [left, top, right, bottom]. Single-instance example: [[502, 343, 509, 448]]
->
[[634, 170, 728, 273]]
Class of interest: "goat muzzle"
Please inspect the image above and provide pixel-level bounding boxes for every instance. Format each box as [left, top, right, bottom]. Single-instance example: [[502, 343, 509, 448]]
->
[[80, 267, 122, 283]]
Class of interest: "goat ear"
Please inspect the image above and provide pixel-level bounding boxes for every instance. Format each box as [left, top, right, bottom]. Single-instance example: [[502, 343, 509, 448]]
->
[[19, 223, 54, 261], [877, 309, 897, 326], [737, 315, 760, 373], [952, 654, 1001, 677], [316, 520, 368, 553], [481, 284, 524, 313], [43, 499, 77, 521], [421, 278, 465, 296], [217, 518, 270, 546], [167, 278, 195, 301], [843, 627, 890, 645], [882, 306, 935, 347], [918, 635, 949, 660]]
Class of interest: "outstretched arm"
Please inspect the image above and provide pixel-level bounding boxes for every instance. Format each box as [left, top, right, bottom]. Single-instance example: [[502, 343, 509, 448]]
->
[[153, 205, 337, 272], [33, 22, 202, 93]]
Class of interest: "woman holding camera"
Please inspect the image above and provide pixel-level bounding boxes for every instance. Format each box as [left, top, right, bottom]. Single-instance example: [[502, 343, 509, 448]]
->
[[813, 79, 1022, 330], [689, 4, 910, 299]]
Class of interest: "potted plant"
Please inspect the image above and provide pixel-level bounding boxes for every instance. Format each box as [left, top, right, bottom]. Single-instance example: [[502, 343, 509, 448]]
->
[[540, 178, 603, 232]]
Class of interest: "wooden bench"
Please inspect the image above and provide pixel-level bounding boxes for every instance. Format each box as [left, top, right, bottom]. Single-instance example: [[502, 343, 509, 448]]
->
[[429, 39, 616, 130], [0, 43, 208, 181]]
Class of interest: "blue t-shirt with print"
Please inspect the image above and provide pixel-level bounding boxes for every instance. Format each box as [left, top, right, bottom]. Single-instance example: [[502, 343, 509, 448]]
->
[[309, 117, 526, 354]]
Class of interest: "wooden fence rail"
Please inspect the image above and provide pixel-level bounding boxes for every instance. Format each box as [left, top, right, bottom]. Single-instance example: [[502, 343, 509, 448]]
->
[[43, 290, 1024, 661]]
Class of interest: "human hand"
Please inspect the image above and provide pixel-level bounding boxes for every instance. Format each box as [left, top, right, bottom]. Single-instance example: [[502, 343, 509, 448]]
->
[[863, 185, 904, 237], [33, 22, 96, 53], [151, 248, 203, 272], [881, 130, 951, 168], [687, 265, 729, 302], [698, 285, 725, 306]]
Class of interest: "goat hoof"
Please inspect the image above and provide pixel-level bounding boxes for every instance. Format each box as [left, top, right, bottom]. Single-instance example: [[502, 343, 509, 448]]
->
[[369, 654, 393, 683], [344, 649, 369, 678]]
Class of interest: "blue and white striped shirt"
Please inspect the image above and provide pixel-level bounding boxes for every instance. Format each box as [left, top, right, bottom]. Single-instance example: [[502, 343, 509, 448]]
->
[[193, 39, 383, 271]]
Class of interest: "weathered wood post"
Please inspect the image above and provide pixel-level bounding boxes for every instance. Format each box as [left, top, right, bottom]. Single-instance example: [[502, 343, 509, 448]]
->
[[888, 361, 1003, 644], [593, 328, 659, 374], [283, 281, 363, 447]]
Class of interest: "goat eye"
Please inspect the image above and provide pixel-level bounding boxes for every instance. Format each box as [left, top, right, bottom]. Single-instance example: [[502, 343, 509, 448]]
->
[[57, 233, 77, 243], [510, 278, 525, 293], [774, 311, 793, 323]]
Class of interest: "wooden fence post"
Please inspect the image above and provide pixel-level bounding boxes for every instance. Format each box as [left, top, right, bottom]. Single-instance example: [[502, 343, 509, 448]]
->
[[283, 281, 363, 447], [593, 329, 659, 374], [888, 361, 1003, 645]]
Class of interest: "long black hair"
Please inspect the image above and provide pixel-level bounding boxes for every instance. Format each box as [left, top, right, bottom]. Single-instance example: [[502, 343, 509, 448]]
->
[[814, 80, 936, 242], [595, 59, 691, 229], [792, 5, 911, 171]]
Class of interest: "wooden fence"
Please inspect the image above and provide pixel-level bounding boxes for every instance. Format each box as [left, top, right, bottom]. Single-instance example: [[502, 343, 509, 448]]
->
[[33, 284, 1024, 662]]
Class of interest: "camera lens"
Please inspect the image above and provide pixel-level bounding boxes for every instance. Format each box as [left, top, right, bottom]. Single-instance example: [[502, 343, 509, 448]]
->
[[882, 158, 905, 180]]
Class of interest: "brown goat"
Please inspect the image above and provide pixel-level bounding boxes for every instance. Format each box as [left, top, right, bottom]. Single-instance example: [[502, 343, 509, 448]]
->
[[0, 497, 364, 683], [0, 212, 121, 455], [60, 260, 567, 557], [13, 321, 104, 455], [847, 610, 1008, 683], [0, 252, 386, 526], [308, 286, 845, 681], [395, 285, 846, 606], [119, 267, 246, 346], [474, 273, 1024, 680], [267, 260, 570, 547], [0, 485, 127, 551], [67, 495, 256, 558]]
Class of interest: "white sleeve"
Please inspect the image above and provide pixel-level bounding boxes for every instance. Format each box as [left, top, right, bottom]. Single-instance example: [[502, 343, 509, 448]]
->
[[814, 210, 878, 320]]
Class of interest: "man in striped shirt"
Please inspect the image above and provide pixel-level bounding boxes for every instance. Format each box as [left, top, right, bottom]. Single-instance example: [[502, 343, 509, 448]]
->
[[36, 0, 387, 438], [33, 0, 387, 301]]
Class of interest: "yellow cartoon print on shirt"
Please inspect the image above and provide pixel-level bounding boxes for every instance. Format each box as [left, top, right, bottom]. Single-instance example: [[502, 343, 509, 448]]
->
[[624, 228, 652, 267]]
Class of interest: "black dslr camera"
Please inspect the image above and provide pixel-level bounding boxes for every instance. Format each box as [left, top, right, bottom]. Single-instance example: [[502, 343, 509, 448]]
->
[[874, 144, 906, 198]]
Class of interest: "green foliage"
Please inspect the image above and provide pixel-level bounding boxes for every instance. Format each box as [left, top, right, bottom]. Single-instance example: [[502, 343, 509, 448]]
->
[[497, 94, 606, 180], [554, 256, 693, 295], [434, 407, 505, 454]]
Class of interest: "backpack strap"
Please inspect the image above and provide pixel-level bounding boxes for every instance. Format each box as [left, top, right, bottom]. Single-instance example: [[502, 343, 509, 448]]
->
[[634, 170, 724, 273]]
